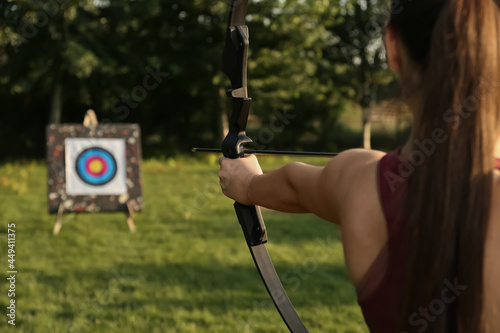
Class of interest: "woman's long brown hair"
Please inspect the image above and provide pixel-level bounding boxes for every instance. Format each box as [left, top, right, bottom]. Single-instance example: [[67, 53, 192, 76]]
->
[[389, 0, 500, 332]]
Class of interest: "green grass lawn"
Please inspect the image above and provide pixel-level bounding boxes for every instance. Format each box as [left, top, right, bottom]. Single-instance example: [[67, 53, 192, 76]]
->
[[0, 156, 368, 333]]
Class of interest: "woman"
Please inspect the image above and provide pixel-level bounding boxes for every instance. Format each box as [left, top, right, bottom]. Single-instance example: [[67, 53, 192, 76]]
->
[[218, 0, 500, 332]]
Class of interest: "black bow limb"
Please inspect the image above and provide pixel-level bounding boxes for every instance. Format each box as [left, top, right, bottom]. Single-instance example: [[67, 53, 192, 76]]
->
[[219, 1, 309, 332]]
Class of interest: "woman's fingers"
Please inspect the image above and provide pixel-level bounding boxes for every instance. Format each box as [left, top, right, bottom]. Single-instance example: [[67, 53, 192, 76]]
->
[[217, 154, 262, 204]]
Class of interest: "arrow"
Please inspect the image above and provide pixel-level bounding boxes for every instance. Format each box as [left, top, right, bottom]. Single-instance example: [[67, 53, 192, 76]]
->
[[192, 148, 338, 157]]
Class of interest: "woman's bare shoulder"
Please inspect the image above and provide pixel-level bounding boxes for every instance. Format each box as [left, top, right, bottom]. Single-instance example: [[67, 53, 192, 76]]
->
[[331, 149, 389, 284], [318, 149, 387, 219], [322, 149, 387, 185], [335, 148, 387, 163]]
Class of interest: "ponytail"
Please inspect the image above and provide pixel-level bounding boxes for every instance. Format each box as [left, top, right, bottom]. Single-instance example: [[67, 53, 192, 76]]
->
[[390, 0, 500, 331]]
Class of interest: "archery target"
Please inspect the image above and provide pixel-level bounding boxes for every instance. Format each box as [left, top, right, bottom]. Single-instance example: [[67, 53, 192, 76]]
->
[[76, 148, 117, 186], [65, 138, 127, 195]]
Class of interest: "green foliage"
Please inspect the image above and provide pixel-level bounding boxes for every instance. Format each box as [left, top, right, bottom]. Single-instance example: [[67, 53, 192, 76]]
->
[[0, 160, 369, 332], [0, 0, 400, 159]]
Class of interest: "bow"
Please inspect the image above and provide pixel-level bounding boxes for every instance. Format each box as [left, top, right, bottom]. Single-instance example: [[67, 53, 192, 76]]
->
[[220, 1, 308, 332]]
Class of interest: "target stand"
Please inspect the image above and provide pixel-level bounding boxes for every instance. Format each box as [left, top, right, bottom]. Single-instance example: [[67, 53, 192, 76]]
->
[[47, 110, 143, 235]]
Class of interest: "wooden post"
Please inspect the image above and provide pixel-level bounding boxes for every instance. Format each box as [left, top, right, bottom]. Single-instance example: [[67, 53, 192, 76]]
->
[[53, 203, 64, 235], [126, 201, 136, 233], [83, 109, 98, 127]]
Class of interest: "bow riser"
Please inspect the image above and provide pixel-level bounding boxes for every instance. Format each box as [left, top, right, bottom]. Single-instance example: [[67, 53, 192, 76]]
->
[[221, 98, 252, 158], [223, 26, 249, 97]]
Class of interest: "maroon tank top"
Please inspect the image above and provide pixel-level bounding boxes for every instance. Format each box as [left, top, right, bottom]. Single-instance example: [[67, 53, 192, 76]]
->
[[356, 150, 500, 332], [356, 148, 408, 332]]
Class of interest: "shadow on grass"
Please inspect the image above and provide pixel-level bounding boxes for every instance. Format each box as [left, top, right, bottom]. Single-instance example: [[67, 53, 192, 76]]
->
[[24, 259, 357, 313], [171, 209, 342, 246]]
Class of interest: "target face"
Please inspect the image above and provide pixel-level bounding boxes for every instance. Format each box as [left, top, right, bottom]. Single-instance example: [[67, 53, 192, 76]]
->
[[65, 138, 127, 195], [76, 147, 117, 186]]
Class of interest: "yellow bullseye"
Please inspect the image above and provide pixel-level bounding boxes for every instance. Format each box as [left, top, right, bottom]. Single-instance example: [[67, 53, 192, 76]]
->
[[89, 159, 104, 173]]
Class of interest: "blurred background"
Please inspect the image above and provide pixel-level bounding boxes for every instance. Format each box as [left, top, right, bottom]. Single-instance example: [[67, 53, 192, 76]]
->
[[0, 0, 410, 160], [0, 0, 411, 332]]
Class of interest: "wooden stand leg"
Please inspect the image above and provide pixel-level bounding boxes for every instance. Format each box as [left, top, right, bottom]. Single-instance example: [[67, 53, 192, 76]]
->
[[126, 201, 136, 233], [53, 203, 64, 235]]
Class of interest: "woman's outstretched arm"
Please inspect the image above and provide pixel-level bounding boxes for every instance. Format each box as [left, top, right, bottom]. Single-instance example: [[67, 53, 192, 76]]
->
[[218, 149, 385, 225]]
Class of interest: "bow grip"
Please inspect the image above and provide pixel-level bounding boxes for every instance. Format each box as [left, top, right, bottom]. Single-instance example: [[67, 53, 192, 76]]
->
[[234, 202, 268, 246]]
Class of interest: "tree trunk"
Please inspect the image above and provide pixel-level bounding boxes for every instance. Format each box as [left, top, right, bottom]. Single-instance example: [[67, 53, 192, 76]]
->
[[217, 86, 229, 140], [495, 135, 500, 158], [363, 112, 371, 149], [361, 82, 377, 150], [49, 73, 63, 124]]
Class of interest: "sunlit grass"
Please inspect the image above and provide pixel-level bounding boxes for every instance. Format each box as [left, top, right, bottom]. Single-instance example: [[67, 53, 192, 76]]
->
[[0, 158, 368, 332]]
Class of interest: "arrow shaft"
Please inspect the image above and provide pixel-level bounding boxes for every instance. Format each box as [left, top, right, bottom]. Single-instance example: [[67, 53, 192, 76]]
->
[[192, 148, 338, 157]]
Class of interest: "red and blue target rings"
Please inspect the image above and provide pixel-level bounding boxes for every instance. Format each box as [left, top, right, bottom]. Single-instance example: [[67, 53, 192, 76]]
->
[[76, 147, 117, 186]]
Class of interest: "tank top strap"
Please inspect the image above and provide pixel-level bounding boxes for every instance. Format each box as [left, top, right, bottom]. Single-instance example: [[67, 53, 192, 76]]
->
[[377, 147, 407, 243]]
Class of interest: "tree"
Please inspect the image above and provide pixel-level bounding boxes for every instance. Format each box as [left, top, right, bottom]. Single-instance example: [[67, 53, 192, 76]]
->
[[0, 0, 398, 159], [323, 0, 397, 149]]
